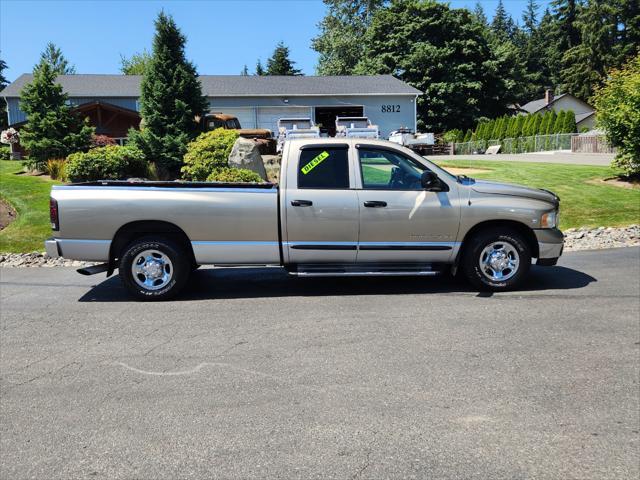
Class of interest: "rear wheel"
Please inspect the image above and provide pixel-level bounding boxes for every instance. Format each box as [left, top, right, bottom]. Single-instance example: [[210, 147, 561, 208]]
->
[[462, 228, 531, 291], [119, 236, 190, 301]]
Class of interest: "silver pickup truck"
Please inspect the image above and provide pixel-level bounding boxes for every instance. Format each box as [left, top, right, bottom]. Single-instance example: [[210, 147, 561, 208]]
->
[[46, 138, 563, 300]]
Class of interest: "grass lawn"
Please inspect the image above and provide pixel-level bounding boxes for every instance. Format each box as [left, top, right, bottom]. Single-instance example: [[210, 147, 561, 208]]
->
[[0, 160, 60, 253], [433, 159, 640, 230]]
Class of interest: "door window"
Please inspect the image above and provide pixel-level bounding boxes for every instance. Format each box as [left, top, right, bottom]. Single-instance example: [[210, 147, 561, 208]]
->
[[358, 148, 428, 190], [298, 147, 350, 189]]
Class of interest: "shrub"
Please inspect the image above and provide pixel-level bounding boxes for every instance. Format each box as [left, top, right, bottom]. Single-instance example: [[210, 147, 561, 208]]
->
[[90, 134, 117, 148], [66, 145, 148, 182], [0, 144, 10, 160], [206, 167, 264, 183], [181, 128, 239, 181], [46, 158, 67, 181], [593, 55, 640, 177]]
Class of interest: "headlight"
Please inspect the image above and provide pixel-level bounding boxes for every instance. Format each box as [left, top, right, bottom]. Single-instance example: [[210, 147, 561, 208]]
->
[[540, 210, 558, 229]]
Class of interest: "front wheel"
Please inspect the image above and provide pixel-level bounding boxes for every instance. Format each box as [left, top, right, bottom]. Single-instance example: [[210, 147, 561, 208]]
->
[[119, 236, 190, 301], [461, 228, 531, 291]]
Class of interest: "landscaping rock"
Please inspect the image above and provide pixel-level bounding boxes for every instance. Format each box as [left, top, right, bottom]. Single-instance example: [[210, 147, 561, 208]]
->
[[228, 138, 267, 180], [563, 225, 640, 251], [0, 253, 97, 268]]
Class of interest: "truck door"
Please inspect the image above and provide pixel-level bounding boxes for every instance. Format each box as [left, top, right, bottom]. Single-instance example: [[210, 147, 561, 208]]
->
[[355, 145, 460, 263], [284, 143, 359, 264]]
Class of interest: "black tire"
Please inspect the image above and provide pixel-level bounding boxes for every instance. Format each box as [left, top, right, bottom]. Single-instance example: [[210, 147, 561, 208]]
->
[[461, 228, 531, 291], [119, 236, 190, 301]]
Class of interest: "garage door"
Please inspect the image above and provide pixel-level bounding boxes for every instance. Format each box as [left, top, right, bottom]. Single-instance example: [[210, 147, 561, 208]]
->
[[257, 107, 313, 134], [211, 107, 256, 129]]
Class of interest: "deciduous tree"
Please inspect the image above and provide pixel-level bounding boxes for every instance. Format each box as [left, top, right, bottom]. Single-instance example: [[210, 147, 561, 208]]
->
[[120, 50, 152, 75]]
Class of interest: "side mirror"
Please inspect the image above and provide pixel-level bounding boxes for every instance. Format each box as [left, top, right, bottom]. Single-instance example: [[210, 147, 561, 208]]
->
[[421, 171, 440, 190]]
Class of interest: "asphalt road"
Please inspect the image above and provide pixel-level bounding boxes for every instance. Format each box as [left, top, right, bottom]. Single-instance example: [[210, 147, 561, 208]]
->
[[1, 248, 639, 479]]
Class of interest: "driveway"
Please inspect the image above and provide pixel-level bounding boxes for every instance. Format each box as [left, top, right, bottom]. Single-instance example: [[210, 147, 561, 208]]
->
[[1, 248, 639, 479]]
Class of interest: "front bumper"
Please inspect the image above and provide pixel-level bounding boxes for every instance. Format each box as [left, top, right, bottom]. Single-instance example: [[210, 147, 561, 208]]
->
[[534, 228, 564, 265], [45, 238, 60, 258]]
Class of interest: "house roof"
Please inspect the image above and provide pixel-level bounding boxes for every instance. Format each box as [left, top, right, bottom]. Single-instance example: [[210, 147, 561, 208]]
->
[[0, 74, 422, 98], [519, 93, 569, 113], [575, 111, 595, 123]]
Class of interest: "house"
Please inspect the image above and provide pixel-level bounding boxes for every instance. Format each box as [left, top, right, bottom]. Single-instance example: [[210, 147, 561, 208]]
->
[[1, 74, 421, 140], [519, 89, 596, 131]]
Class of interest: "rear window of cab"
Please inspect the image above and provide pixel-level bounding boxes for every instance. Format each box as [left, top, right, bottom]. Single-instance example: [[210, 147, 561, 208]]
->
[[297, 147, 350, 189]]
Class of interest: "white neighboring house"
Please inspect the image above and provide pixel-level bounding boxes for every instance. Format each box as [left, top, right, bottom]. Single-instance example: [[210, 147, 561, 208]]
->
[[519, 90, 596, 131]]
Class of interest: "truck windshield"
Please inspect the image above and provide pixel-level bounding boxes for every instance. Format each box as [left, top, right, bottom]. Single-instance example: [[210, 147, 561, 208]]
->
[[226, 119, 242, 129]]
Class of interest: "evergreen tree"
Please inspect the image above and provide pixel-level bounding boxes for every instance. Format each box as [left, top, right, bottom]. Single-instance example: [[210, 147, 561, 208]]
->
[[129, 12, 208, 177], [0, 57, 8, 130], [532, 112, 542, 135], [255, 59, 265, 76], [563, 110, 577, 133], [266, 42, 302, 75], [522, 0, 539, 35], [120, 50, 152, 75], [553, 110, 566, 133], [240, 65, 249, 76], [491, 0, 516, 41], [313, 0, 385, 75], [40, 42, 75, 74], [472, 1, 488, 25], [545, 111, 557, 134], [19, 58, 93, 169], [514, 115, 525, 137]]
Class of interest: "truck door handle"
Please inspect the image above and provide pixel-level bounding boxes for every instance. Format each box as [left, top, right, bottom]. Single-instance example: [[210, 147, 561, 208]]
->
[[291, 200, 313, 207], [364, 201, 387, 208]]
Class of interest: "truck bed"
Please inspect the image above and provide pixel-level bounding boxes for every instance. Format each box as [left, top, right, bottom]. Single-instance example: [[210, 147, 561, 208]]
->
[[51, 181, 281, 264]]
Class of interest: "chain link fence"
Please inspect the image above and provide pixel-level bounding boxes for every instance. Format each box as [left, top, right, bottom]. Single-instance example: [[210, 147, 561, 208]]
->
[[454, 133, 577, 155]]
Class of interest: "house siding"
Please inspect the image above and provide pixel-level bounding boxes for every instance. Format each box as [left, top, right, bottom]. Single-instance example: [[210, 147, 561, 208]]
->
[[210, 95, 417, 138]]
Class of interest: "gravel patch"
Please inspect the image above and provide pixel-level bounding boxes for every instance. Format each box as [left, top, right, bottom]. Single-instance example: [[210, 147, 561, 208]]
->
[[563, 225, 640, 251], [0, 252, 97, 268], [1, 226, 638, 268]]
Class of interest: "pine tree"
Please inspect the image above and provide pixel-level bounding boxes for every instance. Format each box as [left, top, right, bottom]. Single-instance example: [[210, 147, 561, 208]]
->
[[129, 12, 208, 177], [266, 42, 302, 75], [240, 65, 249, 76], [19, 58, 93, 169], [40, 42, 76, 74], [255, 59, 265, 76], [522, 0, 539, 35], [492, 0, 516, 40], [472, 1, 488, 25]]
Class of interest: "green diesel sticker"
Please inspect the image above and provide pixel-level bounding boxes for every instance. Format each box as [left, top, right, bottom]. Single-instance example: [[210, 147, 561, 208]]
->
[[301, 151, 329, 175]]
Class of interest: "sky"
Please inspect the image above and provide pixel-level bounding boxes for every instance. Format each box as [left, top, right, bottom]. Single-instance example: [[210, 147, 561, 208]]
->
[[1, 0, 552, 82]]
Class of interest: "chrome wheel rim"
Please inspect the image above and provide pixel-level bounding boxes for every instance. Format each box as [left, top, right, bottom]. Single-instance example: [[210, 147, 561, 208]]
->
[[131, 249, 173, 291], [479, 241, 520, 282]]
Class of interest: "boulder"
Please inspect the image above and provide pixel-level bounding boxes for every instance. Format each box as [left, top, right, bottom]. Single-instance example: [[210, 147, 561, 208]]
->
[[228, 138, 267, 180]]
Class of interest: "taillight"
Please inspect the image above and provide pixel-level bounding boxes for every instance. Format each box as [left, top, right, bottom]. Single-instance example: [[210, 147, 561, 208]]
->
[[50, 197, 59, 231]]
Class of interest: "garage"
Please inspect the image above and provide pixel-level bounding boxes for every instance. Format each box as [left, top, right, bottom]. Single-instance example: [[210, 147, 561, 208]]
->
[[257, 107, 312, 134], [212, 107, 256, 129]]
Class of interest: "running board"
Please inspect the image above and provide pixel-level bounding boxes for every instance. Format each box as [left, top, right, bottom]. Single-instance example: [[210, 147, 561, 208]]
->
[[77, 263, 109, 276], [291, 270, 440, 277], [289, 264, 444, 277]]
